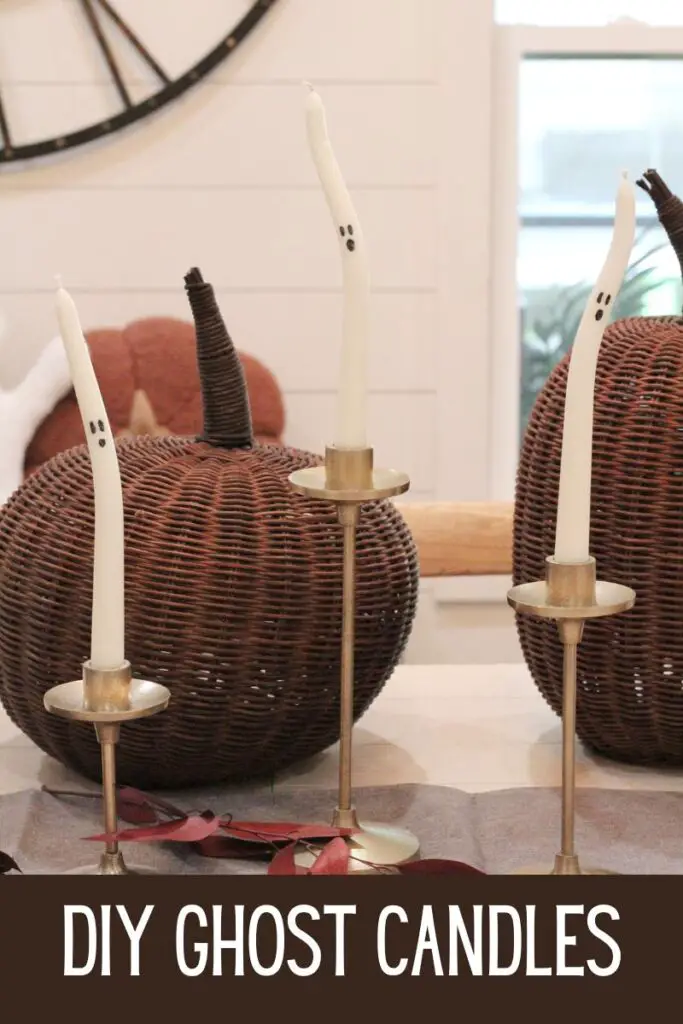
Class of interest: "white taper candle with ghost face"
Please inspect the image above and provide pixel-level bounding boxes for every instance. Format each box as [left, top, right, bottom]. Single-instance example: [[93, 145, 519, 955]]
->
[[554, 174, 636, 563], [305, 83, 370, 449], [55, 283, 125, 670]]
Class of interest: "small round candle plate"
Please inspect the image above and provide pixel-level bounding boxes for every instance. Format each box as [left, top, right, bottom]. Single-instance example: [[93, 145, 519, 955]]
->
[[44, 677, 170, 723], [507, 579, 636, 620], [289, 465, 410, 504]]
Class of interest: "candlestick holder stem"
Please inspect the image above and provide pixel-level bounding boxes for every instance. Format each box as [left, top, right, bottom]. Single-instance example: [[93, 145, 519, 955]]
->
[[507, 557, 635, 875], [289, 445, 419, 872], [336, 502, 360, 822], [96, 722, 125, 872], [44, 661, 170, 875], [557, 620, 580, 872]]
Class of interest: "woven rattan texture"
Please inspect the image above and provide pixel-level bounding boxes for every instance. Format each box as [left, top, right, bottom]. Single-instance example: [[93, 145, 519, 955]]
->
[[185, 267, 254, 450], [514, 314, 683, 764], [0, 438, 419, 788], [0, 267, 419, 788]]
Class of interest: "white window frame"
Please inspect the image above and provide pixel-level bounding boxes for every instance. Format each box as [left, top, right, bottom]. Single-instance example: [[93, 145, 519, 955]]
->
[[437, 20, 683, 606]]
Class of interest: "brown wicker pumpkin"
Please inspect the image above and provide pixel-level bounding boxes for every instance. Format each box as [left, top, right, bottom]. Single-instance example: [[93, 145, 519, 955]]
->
[[514, 168, 683, 765], [0, 269, 419, 788]]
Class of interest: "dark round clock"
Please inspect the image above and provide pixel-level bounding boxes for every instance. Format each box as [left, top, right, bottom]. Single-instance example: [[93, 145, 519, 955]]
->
[[0, 0, 280, 164]]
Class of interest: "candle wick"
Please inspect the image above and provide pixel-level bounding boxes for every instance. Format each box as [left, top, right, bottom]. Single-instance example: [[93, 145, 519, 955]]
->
[[54, 273, 63, 289], [302, 80, 315, 92]]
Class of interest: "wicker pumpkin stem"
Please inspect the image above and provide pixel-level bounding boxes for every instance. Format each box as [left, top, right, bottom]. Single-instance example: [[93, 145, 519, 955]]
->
[[637, 169, 683, 304], [184, 267, 254, 449]]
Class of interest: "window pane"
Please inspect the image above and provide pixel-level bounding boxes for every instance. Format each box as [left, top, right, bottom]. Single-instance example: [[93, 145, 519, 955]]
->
[[497, 1, 683, 24], [520, 60, 683, 214], [517, 58, 683, 435]]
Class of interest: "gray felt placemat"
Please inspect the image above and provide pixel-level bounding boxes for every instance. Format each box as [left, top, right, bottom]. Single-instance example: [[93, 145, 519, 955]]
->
[[2, 783, 683, 874]]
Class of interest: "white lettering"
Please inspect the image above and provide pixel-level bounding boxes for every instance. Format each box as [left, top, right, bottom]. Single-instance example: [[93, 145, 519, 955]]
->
[[377, 905, 408, 976]]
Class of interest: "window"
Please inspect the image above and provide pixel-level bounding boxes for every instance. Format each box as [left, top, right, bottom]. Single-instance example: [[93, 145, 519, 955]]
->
[[519, 58, 683, 433], [432, 2, 683, 607], [489, 20, 683, 501]]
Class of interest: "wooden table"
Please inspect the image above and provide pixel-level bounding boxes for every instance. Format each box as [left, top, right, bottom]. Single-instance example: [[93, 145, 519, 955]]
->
[[1, 663, 682, 796]]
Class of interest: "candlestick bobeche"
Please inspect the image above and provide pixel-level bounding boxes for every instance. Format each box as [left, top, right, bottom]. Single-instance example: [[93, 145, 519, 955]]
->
[[507, 557, 635, 875], [289, 445, 420, 873], [44, 662, 170, 874]]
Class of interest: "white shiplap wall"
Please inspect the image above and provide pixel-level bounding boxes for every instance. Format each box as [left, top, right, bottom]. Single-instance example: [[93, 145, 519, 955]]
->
[[0, 0, 440, 497], [0, 0, 520, 663]]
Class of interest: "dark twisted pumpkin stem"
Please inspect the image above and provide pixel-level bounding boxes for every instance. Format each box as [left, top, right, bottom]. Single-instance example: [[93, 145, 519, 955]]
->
[[637, 169, 683, 309], [184, 267, 254, 449]]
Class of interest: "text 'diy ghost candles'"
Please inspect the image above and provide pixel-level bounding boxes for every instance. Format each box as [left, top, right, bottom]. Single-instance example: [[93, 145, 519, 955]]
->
[[305, 83, 370, 450], [55, 281, 125, 670], [553, 174, 636, 564]]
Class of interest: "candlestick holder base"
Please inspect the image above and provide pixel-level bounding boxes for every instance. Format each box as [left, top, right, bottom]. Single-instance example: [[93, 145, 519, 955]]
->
[[44, 662, 170, 876], [289, 446, 418, 873], [293, 806, 420, 874], [512, 859, 617, 876], [62, 854, 160, 876], [506, 557, 635, 876]]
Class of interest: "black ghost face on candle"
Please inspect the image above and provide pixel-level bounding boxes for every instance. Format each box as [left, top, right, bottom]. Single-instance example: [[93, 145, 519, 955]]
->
[[89, 419, 108, 448], [593, 292, 613, 322], [339, 224, 355, 252]]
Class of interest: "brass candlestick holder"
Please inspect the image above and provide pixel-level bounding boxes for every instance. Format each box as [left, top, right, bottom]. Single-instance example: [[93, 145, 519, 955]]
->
[[44, 661, 170, 874], [289, 445, 420, 873], [507, 556, 635, 875]]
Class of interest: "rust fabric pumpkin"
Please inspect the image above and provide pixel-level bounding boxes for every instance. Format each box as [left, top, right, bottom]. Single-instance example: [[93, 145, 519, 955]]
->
[[24, 314, 285, 478], [0, 270, 419, 789], [514, 169, 683, 765]]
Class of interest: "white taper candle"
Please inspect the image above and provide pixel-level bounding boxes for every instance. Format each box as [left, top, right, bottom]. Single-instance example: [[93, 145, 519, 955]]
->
[[554, 174, 636, 563], [55, 282, 125, 669], [305, 83, 370, 449]]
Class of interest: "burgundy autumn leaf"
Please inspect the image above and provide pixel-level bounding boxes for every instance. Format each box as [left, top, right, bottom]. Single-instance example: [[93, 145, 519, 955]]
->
[[268, 843, 308, 875], [309, 837, 350, 875], [220, 821, 304, 843], [290, 825, 358, 841], [119, 788, 186, 821], [85, 811, 219, 844], [0, 851, 21, 874], [196, 835, 270, 860], [397, 859, 486, 875], [116, 787, 160, 825], [221, 820, 357, 844], [145, 794, 188, 820]]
